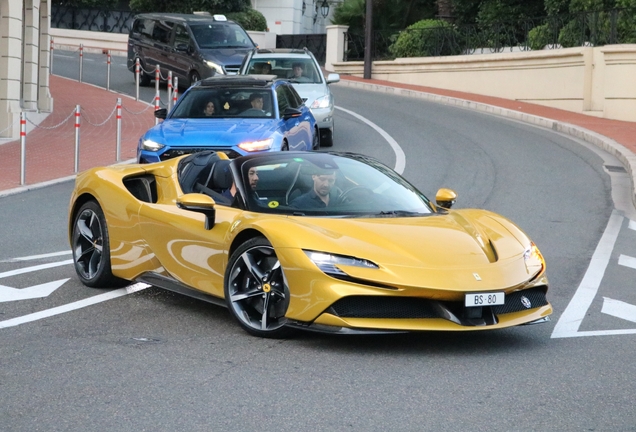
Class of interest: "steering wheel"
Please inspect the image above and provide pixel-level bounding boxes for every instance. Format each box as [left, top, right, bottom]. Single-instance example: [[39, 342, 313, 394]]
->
[[337, 186, 375, 205]]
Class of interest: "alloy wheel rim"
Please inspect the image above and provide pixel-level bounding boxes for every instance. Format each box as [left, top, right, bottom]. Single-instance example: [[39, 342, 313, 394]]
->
[[227, 245, 289, 332], [73, 209, 104, 280]]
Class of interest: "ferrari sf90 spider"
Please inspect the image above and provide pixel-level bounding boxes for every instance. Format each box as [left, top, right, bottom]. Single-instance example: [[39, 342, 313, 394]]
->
[[69, 150, 551, 338]]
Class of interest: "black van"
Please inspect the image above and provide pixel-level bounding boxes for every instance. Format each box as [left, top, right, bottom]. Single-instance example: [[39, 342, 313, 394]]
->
[[127, 13, 256, 88]]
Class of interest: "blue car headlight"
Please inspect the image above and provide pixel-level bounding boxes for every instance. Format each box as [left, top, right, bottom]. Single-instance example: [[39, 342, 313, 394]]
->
[[304, 250, 379, 276], [141, 139, 165, 152], [238, 138, 273, 152]]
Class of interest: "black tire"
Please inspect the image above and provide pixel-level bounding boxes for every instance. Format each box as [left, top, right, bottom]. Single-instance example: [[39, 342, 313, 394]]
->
[[136, 60, 151, 86], [224, 237, 295, 338], [71, 200, 125, 288], [190, 71, 201, 87], [320, 127, 334, 148], [311, 127, 320, 150]]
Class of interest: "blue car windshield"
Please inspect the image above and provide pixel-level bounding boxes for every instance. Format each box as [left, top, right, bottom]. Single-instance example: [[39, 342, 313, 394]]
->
[[190, 23, 254, 49], [238, 153, 434, 217], [171, 88, 275, 119]]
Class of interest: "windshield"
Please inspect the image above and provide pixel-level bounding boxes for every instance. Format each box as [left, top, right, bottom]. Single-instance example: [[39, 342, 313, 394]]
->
[[246, 57, 322, 84], [171, 87, 275, 119], [237, 153, 434, 217], [190, 23, 254, 49]]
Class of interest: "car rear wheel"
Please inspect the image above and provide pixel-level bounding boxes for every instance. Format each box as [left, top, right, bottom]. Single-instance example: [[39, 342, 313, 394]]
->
[[72, 200, 125, 288], [224, 237, 295, 338]]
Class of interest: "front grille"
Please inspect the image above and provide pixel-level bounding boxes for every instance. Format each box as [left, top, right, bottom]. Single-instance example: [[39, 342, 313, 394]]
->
[[327, 287, 549, 325], [161, 147, 241, 161], [224, 65, 241, 74], [491, 287, 548, 314], [328, 297, 439, 319]]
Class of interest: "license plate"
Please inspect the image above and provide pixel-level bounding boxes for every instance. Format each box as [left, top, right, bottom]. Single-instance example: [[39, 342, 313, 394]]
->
[[465, 292, 505, 307]]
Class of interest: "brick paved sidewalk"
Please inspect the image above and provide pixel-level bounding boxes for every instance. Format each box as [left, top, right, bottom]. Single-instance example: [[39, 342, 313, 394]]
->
[[0, 75, 155, 193]]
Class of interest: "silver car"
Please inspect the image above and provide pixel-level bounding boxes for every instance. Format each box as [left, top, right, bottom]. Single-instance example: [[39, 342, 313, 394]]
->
[[238, 48, 340, 147]]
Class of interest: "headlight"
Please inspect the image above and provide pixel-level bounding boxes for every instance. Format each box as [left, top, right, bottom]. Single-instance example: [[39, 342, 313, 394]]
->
[[141, 139, 165, 151], [238, 138, 273, 152], [310, 95, 331, 109], [304, 250, 378, 276], [204, 60, 224, 74], [523, 241, 545, 274]]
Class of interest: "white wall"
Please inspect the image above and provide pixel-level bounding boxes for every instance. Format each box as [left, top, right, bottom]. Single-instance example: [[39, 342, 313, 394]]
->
[[251, 0, 332, 34]]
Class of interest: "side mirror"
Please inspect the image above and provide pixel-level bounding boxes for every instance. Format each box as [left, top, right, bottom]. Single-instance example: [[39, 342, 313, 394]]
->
[[435, 188, 457, 209], [326, 73, 340, 84], [154, 108, 167, 119], [282, 107, 302, 120], [177, 193, 217, 230]]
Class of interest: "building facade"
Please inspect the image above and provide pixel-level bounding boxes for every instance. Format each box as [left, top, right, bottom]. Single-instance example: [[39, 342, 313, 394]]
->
[[0, 0, 53, 139], [251, 0, 337, 35]]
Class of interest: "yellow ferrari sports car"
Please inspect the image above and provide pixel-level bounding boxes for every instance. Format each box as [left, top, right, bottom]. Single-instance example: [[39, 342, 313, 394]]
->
[[68, 150, 551, 338]]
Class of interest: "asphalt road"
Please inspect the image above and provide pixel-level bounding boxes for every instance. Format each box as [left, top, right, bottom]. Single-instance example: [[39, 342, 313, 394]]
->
[[0, 50, 635, 431]]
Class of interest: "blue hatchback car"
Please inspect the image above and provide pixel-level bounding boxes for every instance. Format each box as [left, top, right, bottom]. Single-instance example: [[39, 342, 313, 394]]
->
[[137, 75, 319, 163]]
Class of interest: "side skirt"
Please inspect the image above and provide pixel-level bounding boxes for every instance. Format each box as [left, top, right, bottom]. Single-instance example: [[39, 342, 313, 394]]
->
[[135, 272, 227, 308]]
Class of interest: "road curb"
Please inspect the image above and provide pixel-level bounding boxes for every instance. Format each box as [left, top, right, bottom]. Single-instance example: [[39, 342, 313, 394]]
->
[[334, 78, 636, 213]]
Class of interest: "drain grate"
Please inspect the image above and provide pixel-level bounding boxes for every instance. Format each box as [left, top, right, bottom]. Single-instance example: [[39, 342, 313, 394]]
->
[[604, 165, 627, 173]]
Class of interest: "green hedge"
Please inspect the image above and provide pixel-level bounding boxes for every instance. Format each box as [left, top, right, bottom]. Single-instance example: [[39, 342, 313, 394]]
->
[[389, 19, 459, 58]]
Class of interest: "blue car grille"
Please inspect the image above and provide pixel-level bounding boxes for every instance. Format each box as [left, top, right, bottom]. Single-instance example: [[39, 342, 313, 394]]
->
[[160, 147, 241, 161]]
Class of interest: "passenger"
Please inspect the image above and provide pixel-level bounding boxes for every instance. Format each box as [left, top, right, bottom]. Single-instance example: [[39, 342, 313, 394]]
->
[[241, 93, 266, 116], [203, 101, 216, 116], [290, 169, 337, 208]]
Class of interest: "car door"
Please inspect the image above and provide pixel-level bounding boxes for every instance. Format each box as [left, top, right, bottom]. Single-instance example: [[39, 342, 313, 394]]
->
[[276, 84, 313, 151], [166, 23, 193, 84], [137, 201, 240, 298]]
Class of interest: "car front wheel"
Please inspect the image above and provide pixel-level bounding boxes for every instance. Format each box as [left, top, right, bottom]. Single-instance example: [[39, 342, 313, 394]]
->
[[224, 237, 294, 338]]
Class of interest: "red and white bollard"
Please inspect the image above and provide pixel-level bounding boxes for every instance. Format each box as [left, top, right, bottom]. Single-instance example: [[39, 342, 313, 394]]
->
[[135, 58, 140, 101], [167, 70, 173, 112], [50, 37, 54, 72], [74, 105, 81, 173], [154, 64, 160, 95], [173, 77, 179, 106], [79, 44, 84, 83], [20, 112, 27, 185], [154, 90, 160, 125], [106, 50, 112, 91], [116, 98, 122, 161]]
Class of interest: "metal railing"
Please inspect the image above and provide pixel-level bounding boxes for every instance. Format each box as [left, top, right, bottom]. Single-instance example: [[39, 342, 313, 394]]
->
[[345, 7, 636, 61], [51, 6, 135, 34]]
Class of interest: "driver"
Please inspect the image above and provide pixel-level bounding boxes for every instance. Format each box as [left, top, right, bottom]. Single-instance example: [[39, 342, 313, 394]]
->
[[290, 168, 338, 208]]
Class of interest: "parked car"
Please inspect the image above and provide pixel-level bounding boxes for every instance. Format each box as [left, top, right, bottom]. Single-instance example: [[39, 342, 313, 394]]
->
[[69, 150, 552, 338], [239, 48, 340, 147], [137, 75, 319, 163], [127, 12, 256, 88]]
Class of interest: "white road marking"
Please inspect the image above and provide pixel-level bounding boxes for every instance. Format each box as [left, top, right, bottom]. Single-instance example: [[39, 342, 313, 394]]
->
[[0, 259, 74, 279], [618, 254, 636, 270], [551, 211, 624, 338], [0, 250, 72, 263], [0, 283, 150, 329], [335, 106, 406, 174], [629, 220, 636, 230], [0, 279, 69, 303], [602, 297, 636, 324]]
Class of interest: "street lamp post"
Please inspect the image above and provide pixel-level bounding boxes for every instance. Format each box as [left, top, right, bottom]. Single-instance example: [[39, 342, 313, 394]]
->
[[320, 0, 330, 18], [363, 0, 373, 79]]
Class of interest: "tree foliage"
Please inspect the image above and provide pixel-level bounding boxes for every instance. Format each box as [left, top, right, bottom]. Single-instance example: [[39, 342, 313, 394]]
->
[[389, 19, 459, 57], [128, 0, 251, 13], [332, 0, 437, 35]]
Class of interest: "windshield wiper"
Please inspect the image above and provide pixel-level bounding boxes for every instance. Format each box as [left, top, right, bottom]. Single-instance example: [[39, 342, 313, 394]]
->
[[377, 210, 425, 217]]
